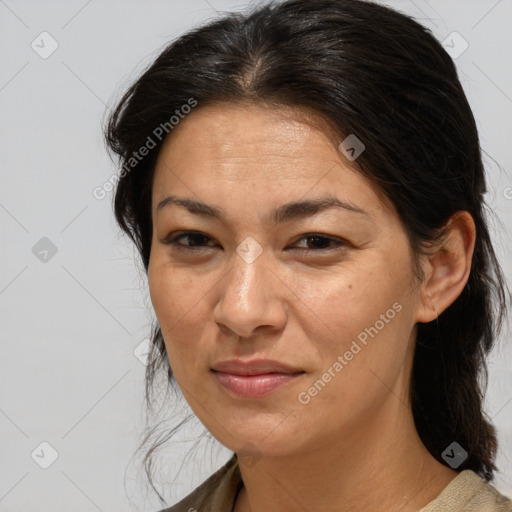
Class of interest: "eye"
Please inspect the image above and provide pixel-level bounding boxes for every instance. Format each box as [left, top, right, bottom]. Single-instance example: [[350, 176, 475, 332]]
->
[[160, 231, 347, 254], [289, 233, 347, 254], [161, 231, 218, 251]]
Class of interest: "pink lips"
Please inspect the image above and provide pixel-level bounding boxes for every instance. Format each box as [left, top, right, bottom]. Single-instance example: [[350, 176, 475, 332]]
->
[[211, 359, 304, 398]]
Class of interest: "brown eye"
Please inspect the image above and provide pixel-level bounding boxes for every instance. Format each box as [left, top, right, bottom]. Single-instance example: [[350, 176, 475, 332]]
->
[[162, 231, 217, 251], [290, 234, 347, 254]]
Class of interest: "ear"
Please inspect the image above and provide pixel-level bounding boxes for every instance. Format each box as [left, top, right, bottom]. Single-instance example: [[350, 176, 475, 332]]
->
[[415, 211, 476, 324]]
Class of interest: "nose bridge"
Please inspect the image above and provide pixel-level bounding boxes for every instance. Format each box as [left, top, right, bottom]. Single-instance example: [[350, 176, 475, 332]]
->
[[227, 235, 268, 306], [227, 247, 268, 314], [214, 241, 286, 337]]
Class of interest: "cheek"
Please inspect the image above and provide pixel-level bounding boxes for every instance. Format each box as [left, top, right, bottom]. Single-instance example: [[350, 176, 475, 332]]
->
[[148, 248, 199, 323], [148, 259, 177, 325], [293, 268, 383, 342], [148, 257, 202, 361], [298, 262, 411, 364], [293, 288, 411, 428]]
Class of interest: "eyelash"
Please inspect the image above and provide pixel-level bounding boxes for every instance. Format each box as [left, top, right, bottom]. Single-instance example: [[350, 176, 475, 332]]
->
[[161, 231, 347, 255]]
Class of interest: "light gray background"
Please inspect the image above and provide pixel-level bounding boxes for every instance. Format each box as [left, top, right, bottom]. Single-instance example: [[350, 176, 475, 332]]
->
[[1, 0, 511, 511]]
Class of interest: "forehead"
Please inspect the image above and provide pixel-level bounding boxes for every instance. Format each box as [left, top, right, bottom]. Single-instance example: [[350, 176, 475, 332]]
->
[[155, 102, 343, 176], [152, 102, 394, 217]]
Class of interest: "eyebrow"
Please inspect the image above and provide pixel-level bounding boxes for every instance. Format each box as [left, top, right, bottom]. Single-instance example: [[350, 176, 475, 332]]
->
[[156, 195, 370, 224]]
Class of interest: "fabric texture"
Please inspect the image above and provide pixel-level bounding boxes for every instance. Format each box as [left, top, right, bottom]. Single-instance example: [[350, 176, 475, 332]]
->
[[158, 453, 512, 512]]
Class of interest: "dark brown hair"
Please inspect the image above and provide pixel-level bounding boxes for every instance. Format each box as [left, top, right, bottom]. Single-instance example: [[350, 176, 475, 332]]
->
[[104, 0, 509, 502]]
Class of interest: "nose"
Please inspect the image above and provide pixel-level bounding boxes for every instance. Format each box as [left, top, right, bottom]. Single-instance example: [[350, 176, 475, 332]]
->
[[213, 252, 288, 339]]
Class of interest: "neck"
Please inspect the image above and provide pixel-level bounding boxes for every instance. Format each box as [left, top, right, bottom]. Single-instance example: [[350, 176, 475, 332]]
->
[[234, 391, 458, 512]]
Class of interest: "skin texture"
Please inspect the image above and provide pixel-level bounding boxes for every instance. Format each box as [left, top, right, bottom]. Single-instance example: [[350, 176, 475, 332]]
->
[[148, 102, 476, 512]]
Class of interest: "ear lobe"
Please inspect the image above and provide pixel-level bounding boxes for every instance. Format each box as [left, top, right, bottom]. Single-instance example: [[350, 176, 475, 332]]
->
[[415, 211, 476, 324]]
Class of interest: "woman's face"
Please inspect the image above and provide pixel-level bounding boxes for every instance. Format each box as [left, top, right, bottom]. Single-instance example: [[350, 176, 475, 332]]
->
[[148, 102, 424, 457]]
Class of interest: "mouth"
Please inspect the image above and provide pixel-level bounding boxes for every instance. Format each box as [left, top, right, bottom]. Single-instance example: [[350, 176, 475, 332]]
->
[[211, 359, 305, 398]]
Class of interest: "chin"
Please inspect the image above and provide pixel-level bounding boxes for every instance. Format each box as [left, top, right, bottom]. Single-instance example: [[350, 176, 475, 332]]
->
[[206, 415, 307, 458]]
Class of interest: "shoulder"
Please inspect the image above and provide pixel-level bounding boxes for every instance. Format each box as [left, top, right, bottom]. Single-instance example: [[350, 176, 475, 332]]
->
[[420, 470, 512, 511], [156, 453, 243, 512]]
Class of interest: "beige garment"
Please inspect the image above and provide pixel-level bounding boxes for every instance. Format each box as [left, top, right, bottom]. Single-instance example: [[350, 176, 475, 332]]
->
[[160, 453, 512, 512]]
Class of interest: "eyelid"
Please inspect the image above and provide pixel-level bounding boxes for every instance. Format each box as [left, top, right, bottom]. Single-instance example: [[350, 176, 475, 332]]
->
[[161, 230, 218, 250], [161, 230, 348, 253]]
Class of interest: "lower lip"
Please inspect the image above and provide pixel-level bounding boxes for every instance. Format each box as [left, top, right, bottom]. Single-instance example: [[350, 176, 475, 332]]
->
[[212, 371, 304, 398]]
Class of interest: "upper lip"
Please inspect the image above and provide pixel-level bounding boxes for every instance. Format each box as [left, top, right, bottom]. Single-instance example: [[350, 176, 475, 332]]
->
[[211, 359, 304, 376]]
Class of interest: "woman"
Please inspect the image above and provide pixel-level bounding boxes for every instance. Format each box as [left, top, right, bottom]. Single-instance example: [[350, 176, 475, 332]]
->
[[104, 0, 512, 510]]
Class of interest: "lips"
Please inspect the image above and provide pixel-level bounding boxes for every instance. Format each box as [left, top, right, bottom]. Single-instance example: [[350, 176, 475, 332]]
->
[[212, 358, 303, 375], [211, 359, 305, 398]]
